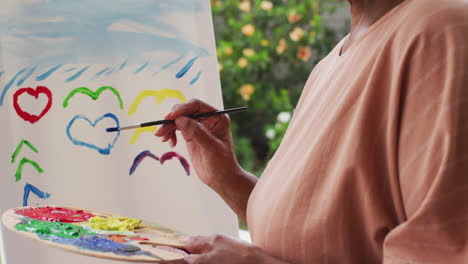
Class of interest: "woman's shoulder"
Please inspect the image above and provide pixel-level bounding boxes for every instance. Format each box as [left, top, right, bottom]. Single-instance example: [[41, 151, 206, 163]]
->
[[396, 0, 468, 39], [387, 0, 468, 61]]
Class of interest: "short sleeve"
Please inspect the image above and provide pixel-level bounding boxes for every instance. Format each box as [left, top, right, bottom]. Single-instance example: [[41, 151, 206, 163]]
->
[[382, 17, 468, 264]]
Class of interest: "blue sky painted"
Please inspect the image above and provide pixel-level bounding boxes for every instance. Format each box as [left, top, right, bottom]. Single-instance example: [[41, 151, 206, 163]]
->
[[0, 0, 208, 66]]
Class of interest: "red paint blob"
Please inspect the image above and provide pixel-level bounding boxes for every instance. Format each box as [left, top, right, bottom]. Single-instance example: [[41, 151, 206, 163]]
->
[[128, 236, 150, 241], [107, 235, 150, 243], [13, 86, 53, 124], [14, 206, 95, 223], [107, 234, 128, 243]]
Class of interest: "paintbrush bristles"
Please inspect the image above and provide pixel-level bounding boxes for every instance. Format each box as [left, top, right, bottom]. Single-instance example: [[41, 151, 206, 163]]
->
[[106, 127, 119, 132]]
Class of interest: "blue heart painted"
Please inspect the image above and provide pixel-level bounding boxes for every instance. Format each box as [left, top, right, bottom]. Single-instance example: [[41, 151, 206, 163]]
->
[[66, 113, 120, 155]]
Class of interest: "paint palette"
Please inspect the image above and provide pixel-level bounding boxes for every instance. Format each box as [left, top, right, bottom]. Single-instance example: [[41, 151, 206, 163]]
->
[[2, 206, 187, 263]]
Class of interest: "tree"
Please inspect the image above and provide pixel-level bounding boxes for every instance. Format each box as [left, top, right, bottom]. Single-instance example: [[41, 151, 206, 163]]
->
[[212, 0, 348, 176]]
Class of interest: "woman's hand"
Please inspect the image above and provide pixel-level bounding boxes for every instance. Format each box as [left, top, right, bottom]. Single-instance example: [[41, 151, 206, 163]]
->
[[156, 99, 258, 222], [181, 234, 289, 264], [155, 99, 241, 189]]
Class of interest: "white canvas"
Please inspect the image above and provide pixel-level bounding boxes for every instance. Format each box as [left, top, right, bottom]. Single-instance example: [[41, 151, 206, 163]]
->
[[0, 1, 238, 263]]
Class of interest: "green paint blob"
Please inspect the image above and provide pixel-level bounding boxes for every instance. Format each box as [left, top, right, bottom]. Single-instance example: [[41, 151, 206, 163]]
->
[[62, 86, 124, 109], [15, 157, 44, 182], [15, 219, 95, 239]]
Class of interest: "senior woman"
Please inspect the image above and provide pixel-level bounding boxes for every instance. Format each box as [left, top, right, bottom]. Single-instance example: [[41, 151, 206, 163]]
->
[[156, 0, 468, 263]]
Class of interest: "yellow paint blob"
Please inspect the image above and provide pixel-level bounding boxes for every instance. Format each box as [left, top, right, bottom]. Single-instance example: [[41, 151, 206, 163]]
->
[[130, 126, 158, 144], [127, 89, 187, 144], [88, 216, 142, 231], [128, 89, 187, 116]]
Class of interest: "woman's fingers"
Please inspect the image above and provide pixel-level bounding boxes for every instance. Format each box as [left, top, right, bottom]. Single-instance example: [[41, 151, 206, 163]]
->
[[175, 116, 223, 148], [169, 132, 177, 148], [156, 100, 228, 149], [154, 246, 188, 256], [184, 253, 210, 264], [181, 236, 211, 254], [156, 100, 219, 138], [168, 99, 219, 120], [155, 124, 176, 138]]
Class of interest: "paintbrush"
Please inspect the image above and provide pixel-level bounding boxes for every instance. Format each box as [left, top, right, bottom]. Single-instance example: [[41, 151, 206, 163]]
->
[[106, 106, 248, 132]]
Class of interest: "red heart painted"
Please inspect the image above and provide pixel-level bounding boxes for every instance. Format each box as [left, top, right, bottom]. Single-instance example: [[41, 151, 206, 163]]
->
[[13, 86, 53, 124]]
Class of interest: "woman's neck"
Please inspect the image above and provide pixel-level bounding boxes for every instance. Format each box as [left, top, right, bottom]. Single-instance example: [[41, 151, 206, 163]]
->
[[341, 0, 406, 54]]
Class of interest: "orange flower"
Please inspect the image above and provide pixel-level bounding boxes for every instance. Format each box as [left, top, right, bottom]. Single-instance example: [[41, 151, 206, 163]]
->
[[242, 48, 255, 57], [239, 84, 255, 101], [288, 10, 302, 24], [290, 27, 305, 42], [223, 46, 234, 56], [261, 1, 273, 11], [242, 24, 255, 37], [276, 38, 287, 55], [297, 46, 312, 61], [239, 1, 251, 12], [218, 63, 224, 72], [237, 57, 248, 68]]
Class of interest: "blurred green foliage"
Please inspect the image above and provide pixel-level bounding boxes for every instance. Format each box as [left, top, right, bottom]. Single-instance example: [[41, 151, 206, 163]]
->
[[211, 0, 348, 176]]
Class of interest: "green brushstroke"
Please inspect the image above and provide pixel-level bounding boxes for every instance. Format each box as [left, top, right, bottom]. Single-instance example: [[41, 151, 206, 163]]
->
[[15, 219, 95, 239], [15, 157, 44, 182], [63, 86, 124, 109], [11, 139, 39, 163]]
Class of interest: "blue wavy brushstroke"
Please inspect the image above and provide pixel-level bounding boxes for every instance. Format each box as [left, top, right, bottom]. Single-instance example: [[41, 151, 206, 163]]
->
[[176, 56, 199, 78], [0, 68, 27, 106], [134, 61, 149, 74], [36, 64, 63, 81], [64, 67, 77, 72], [154, 53, 186, 76], [119, 59, 127, 71], [66, 113, 120, 155], [105, 68, 115, 75], [66, 65, 90, 82], [23, 183, 51, 206], [190, 70, 202, 85], [94, 67, 111, 78], [17, 66, 37, 86]]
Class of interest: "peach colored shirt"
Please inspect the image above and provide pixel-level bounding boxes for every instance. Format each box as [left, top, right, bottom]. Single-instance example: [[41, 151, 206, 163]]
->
[[246, 0, 468, 263]]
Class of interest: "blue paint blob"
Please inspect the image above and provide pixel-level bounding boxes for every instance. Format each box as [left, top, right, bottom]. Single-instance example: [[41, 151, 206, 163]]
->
[[53, 236, 158, 259], [129, 150, 190, 176], [190, 70, 202, 85], [66, 65, 90, 82], [0, 68, 28, 106], [176, 56, 199, 78], [23, 182, 51, 206], [66, 113, 120, 155], [119, 59, 128, 71], [94, 67, 111, 78], [0, 72, 3, 79], [130, 150, 159, 175], [153, 53, 186, 76], [17, 66, 37, 86], [64, 67, 77, 72], [134, 61, 149, 74], [105, 68, 115, 76], [36, 64, 63, 81]]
